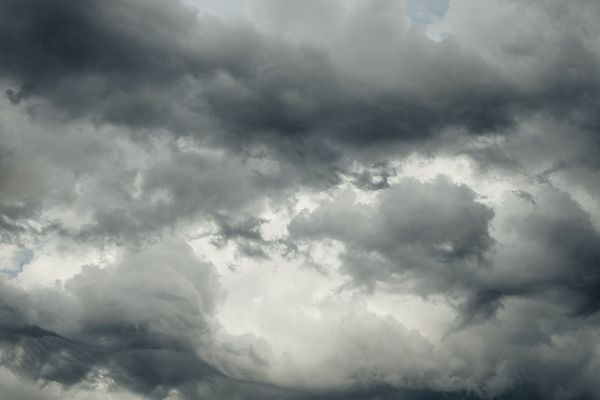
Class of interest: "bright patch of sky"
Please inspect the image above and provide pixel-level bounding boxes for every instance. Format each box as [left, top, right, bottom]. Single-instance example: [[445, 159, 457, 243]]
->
[[406, 0, 450, 41], [0, 244, 33, 277], [407, 0, 449, 24]]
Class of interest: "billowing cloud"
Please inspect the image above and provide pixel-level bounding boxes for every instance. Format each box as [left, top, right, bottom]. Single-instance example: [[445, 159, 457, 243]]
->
[[289, 176, 494, 295], [0, 0, 550, 157], [1, 0, 600, 399], [0, 240, 308, 399]]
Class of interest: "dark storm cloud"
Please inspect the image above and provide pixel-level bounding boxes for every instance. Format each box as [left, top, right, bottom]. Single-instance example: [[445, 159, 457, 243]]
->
[[447, 0, 600, 176], [0, 0, 597, 245], [1, 0, 600, 399], [491, 188, 600, 317], [0, 243, 218, 396], [0, 327, 308, 399], [286, 181, 600, 398], [0, 0, 548, 160], [0, 0, 598, 172], [289, 175, 600, 323], [0, 240, 309, 399], [0, 241, 497, 400], [289, 176, 494, 296]]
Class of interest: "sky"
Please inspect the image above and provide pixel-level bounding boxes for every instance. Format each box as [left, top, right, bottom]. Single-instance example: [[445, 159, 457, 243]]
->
[[1, 0, 600, 399]]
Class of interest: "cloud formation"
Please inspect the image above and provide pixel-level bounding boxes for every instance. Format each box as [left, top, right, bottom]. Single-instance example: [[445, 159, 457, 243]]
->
[[1, 0, 600, 399]]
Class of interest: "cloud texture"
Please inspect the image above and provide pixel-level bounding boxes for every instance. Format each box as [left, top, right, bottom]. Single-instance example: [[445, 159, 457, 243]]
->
[[1, 0, 600, 399]]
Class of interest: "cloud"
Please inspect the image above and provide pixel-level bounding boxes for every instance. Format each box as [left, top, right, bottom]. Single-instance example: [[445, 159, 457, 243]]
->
[[289, 176, 494, 297], [0, 0, 536, 160], [1, 0, 598, 173], [0, 239, 312, 399], [490, 187, 600, 316], [1, 0, 600, 399]]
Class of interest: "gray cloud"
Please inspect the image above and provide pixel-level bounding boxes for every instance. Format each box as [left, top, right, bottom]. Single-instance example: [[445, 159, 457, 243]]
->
[[289, 176, 494, 296], [0, 240, 502, 400], [0, 0, 546, 159], [491, 188, 600, 317], [286, 182, 600, 398], [0, 0, 598, 171], [0, 240, 309, 399], [1, 0, 600, 399]]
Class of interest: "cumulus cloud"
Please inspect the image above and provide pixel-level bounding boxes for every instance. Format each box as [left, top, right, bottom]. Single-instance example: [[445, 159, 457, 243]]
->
[[289, 176, 494, 296], [0, 0, 537, 158], [1, 0, 600, 399], [0, 240, 308, 399]]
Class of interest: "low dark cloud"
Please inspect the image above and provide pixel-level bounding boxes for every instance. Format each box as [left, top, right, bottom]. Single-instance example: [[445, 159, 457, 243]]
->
[[492, 188, 600, 317], [0, 0, 545, 160], [0, 240, 524, 400], [0, 241, 306, 399], [289, 176, 494, 294], [0, 0, 598, 168], [1, 0, 600, 399]]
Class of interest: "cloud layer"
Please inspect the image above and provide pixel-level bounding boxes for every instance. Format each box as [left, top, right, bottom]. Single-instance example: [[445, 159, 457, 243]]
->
[[1, 0, 600, 399]]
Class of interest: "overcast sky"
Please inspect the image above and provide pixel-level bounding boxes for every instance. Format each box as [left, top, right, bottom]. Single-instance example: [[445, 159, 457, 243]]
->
[[1, 1, 600, 399]]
